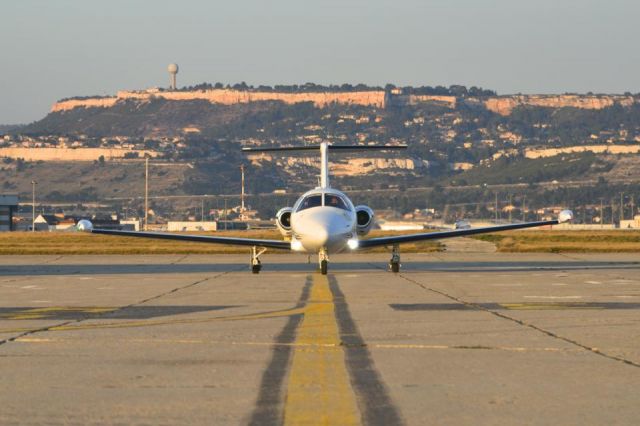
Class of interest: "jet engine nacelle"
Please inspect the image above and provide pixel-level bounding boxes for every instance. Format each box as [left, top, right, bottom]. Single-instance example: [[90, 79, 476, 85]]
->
[[276, 207, 293, 236], [355, 205, 375, 236]]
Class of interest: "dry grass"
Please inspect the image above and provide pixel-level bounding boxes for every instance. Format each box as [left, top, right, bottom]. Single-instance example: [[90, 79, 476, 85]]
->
[[473, 230, 640, 253], [0, 230, 441, 255]]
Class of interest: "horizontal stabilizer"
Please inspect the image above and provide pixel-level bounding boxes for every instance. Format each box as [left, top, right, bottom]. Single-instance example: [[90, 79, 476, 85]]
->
[[242, 144, 407, 153]]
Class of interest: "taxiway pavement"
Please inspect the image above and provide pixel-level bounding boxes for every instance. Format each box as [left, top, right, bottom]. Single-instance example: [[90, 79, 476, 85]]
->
[[0, 253, 639, 425]]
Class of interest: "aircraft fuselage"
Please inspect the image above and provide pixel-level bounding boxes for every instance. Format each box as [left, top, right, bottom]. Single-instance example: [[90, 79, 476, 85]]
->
[[289, 188, 358, 254]]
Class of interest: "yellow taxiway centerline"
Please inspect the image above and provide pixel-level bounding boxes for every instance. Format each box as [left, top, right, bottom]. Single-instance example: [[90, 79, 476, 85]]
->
[[283, 274, 361, 426]]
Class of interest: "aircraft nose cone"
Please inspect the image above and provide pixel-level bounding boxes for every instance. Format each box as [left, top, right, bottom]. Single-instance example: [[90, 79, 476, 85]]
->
[[305, 228, 329, 247]]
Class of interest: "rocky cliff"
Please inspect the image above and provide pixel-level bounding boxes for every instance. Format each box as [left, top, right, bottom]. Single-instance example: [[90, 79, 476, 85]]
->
[[51, 97, 118, 112], [51, 90, 635, 116], [484, 95, 635, 116], [52, 89, 387, 112], [0, 147, 158, 161]]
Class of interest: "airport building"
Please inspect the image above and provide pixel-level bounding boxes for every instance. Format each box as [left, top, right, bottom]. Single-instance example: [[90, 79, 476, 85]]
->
[[33, 214, 136, 232], [620, 215, 640, 229], [167, 221, 218, 232], [0, 195, 18, 232]]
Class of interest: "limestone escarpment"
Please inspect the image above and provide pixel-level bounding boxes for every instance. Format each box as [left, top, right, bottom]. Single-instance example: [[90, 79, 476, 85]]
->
[[51, 90, 636, 117], [52, 89, 387, 112], [51, 97, 118, 112], [0, 147, 158, 161], [484, 95, 635, 116]]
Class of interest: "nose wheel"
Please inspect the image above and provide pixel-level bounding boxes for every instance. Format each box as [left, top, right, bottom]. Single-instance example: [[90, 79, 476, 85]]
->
[[319, 248, 329, 275], [250, 246, 266, 274]]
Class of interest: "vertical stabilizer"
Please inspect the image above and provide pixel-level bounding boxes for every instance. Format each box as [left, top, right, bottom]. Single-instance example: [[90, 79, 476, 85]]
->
[[320, 142, 329, 188], [241, 144, 407, 190]]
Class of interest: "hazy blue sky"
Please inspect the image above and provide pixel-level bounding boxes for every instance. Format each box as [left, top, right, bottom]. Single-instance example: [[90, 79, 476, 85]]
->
[[2, 0, 639, 123]]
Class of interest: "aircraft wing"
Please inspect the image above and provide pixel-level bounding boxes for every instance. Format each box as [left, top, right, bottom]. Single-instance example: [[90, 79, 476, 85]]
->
[[358, 219, 559, 249], [88, 228, 291, 250]]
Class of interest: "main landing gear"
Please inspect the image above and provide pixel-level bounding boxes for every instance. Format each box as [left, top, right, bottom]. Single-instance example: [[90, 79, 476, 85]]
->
[[319, 248, 329, 275], [389, 244, 401, 273], [251, 246, 266, 274]]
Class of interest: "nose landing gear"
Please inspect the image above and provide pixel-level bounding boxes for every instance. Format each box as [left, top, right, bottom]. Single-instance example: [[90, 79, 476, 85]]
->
[[389, 244, 400, 273], [319, 248, 329, 275], [251, 246, 266, 274]]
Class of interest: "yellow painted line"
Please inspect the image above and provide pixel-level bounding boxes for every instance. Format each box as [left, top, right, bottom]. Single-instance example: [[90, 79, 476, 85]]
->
[[0, 306, 307, 334], [5, 314, 48, 320], [284, 274, 360, 426], [11, 337, 581, 353], [0, 306, 118, 320]]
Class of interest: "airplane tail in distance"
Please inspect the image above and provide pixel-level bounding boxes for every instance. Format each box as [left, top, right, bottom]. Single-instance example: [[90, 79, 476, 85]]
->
[[240, 144, 408, 153], [241, 143, 407, 189]]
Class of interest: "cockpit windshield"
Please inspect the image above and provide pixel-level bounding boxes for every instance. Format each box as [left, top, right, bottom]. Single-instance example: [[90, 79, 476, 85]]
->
[[297, 194, 322, 211], [296, 193, 352, 212], [324, 194, 350, 211]]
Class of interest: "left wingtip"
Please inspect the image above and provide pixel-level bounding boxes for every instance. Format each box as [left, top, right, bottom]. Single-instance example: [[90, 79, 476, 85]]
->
[[558, 210, 574, 224]]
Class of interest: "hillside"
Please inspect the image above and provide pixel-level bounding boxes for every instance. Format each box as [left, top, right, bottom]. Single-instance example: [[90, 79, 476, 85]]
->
[[3, 84, 640, 221]]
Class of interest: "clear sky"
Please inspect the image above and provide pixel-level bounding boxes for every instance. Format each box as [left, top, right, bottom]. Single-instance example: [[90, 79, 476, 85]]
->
[[2, 0, 639, 124]]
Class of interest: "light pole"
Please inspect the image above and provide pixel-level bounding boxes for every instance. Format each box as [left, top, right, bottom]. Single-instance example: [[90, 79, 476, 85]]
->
[[240, 165, 245, 213], [144, 157, 148, 231], [31, 180, 37, 232]]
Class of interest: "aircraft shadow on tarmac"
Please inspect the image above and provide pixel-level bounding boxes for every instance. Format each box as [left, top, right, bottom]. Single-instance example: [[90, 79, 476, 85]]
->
[[2, 302, 639, 322], [0, 261, 638, 276], [0, 305, 240, 321]]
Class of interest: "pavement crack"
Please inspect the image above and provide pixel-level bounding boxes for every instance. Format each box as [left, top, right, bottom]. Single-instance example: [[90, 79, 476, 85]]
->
[[369, 262, 640, 369], [42, 255, 65, 265], [170, 254, 190, 265], [0, 267, 242, 348]]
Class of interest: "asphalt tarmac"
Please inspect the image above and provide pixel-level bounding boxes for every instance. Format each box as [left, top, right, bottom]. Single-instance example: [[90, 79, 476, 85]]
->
[[1, 252, 639, 425]]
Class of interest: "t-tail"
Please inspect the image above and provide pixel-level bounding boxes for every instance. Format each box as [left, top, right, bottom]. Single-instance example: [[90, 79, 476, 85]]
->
[[241, 142, 408, 188]]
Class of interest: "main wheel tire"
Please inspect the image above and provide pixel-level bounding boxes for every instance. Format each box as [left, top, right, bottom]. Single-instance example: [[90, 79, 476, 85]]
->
[[390, 262, 400, 273], [320, 260, 328, 275], [252, 264, 261, 274]]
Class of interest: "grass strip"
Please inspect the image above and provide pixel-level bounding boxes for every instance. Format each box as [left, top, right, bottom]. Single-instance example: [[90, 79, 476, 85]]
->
[[0, 230, 441, 255]]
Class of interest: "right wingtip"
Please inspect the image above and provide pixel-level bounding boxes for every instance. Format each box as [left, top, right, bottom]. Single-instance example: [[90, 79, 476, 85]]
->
[[76, 220, 94, 232]]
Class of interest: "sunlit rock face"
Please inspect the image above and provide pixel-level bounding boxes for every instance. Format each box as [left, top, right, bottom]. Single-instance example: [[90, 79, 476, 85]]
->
[[484, 95, 635, 116]]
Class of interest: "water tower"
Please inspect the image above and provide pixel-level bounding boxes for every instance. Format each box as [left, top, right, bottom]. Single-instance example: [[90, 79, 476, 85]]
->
[[167, 63, 179, 90]]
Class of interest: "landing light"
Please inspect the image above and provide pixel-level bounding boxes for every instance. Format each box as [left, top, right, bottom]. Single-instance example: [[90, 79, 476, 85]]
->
[[291, 239, 303, 251], [347, 238, 359, 250]]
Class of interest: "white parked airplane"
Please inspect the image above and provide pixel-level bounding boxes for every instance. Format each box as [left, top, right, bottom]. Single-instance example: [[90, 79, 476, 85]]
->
[[77, 142, 573, 274]]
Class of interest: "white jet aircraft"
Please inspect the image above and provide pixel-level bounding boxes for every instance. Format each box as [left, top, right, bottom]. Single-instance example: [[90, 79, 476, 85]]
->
[[77, 142, 573, 274]]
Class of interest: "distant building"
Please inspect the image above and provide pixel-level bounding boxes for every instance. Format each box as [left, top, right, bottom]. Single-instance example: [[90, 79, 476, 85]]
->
[[377, 220, 425, 231], [216, 221, 249, 231], [167, 221, 218, 232], [0, 195, 18, 232], [620, 215, 640, 229], [119, 219, 141, 231], [239, 209, 259, 221], [33, 214, 132, 231], [33, 214, 62, 231]]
